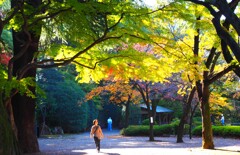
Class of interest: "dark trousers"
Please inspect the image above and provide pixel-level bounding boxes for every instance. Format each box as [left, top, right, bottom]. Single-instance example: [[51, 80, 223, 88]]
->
[[94, 136, 100, 151]]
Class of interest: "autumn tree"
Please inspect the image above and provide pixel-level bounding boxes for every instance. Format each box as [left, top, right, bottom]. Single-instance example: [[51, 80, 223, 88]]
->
[[0, 0, 160, 153], [147, 1, 239, 148], [134, 80, 182, 141], [86, 79, 141, 128]]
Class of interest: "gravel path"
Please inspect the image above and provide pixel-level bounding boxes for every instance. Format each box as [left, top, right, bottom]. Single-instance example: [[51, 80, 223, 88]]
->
[[26, 129, 240, 155]]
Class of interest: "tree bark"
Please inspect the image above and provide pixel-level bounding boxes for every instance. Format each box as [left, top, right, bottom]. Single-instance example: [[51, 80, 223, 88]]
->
[[135, 82, 154, 141], [177, 87, 196, 143], [124, 95, 131, 128], [189, 100, 199, 139], [11, 18, 41, 155], [0, 92, 22, 155], [148, 109, 154, 141], [200, 83, 214, 149], [10, 0, 42, 153]]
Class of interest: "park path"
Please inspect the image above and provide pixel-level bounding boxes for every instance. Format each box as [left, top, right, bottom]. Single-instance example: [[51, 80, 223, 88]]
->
[[26, 129, 240, 155]]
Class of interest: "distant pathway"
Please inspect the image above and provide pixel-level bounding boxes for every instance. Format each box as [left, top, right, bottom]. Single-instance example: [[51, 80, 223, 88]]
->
[[26, 129, 240, 155]]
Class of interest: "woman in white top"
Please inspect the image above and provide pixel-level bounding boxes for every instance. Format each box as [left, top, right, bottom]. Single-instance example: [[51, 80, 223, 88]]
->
[[90, 119, 104, 153]]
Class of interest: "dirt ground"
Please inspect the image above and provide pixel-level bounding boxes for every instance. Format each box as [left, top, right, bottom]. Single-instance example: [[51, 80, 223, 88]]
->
[[26, 129, 240, 155]]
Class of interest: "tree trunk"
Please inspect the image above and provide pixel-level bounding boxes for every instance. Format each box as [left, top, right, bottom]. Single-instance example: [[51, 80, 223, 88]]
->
[[11, 19, 41, 154], [177, 87, 196, 143], [148, 113, 154, 141], [200, 83, 214, 149], [0, 92, 22, 155], [124, 97, 131, 128], [188, 108, 194, 139], [12, 93, 39, 153], [151, 99, 158, 123], [146, 102, 154, 141], [176, 104, 187, 143], [147, 104, 154, 141]]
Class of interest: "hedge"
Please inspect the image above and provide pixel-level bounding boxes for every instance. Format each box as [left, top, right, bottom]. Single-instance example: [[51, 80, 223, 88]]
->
[[120, 124, 174, 136], [192, 125, 240, 138]]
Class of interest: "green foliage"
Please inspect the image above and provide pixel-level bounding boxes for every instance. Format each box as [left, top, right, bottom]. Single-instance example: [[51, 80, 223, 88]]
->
[[128, 103, 142, 125], [192, 125, 240, 138], [36, 67, 94, 133], [192, 117, 202, 127], [1, 29, 13, 50], [120, 118, 192, 136], [170, 118, 180, 134], [120, 124, 173, 136], [158, 99, 183, 118], [0, 69, 36, 99], [141, 118, 157, 125]]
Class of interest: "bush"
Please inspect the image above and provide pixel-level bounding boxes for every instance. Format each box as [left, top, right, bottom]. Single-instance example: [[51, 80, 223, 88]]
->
[[169, 118, 180, 135], [192, 125, 240, 138], [120, 124, 173, 136], [141, 119, 157, 125], [192, 117, 202, 127]]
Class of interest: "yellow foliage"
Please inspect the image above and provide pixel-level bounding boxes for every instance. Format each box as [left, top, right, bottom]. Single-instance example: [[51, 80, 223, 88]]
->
[[210, 92, 233, 112]]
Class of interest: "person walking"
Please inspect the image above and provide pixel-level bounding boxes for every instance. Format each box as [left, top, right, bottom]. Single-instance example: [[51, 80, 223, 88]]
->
[[107, 117, 112, 131], [90, 119, 104, 153]]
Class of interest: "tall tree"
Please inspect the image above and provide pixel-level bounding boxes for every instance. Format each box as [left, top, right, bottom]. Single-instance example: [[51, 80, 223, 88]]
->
[[0, 0, 158, 153], [148, 1, 239, 148]]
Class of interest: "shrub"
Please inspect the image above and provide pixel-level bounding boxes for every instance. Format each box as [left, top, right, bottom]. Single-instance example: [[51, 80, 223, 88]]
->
[[120, 124, 174, 136], [141, 119, 157, 125], [169, 118, 180, 135], [192, 125, 240, 138], [192, 126, 202, 136], [192, 117, 202, 127]]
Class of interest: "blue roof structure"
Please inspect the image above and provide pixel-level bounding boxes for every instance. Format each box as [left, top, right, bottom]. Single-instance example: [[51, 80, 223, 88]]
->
[[140, 104, 173, 113]]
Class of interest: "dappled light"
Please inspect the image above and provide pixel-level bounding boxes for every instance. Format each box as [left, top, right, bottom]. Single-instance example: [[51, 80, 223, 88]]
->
[[34, 129, 240, 155], [1, 0, 240, 154]]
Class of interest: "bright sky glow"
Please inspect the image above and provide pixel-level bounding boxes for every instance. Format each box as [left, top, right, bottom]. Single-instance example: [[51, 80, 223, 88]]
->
[[142, 0, 170, 9], [144, 0, 158, 6]]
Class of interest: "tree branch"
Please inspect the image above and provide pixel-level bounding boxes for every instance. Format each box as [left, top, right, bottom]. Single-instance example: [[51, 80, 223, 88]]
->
[[208, 65, 236, 84]]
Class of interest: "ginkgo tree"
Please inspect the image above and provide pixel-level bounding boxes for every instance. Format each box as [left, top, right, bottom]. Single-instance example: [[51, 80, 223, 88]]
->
[[147, 1, 239, 149]]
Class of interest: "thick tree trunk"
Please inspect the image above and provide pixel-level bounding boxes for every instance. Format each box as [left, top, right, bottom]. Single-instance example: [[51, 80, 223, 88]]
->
[[12, 93, 39, 153], [200, 84, 214, 149], [0, 92, 22, 155], [11, 21, 41, 154], [11, 31, 40, 153]]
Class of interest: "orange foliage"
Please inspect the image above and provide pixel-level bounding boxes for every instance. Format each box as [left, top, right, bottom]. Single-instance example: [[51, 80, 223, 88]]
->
[[85, 80, 141, 105]]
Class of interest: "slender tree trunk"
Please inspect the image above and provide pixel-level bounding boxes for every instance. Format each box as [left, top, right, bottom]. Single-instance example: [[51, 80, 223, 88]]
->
[[151, 99, 158, 123], [177, 87, 196, 143], [200, 83, 214, 149], [147, 102, 154, 141], [146, 101, 154, 141], [189, 100, 199, 139], [148, 111, 154, 141], [188, 108, 193, 139], [124, 96, 131, 128]]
